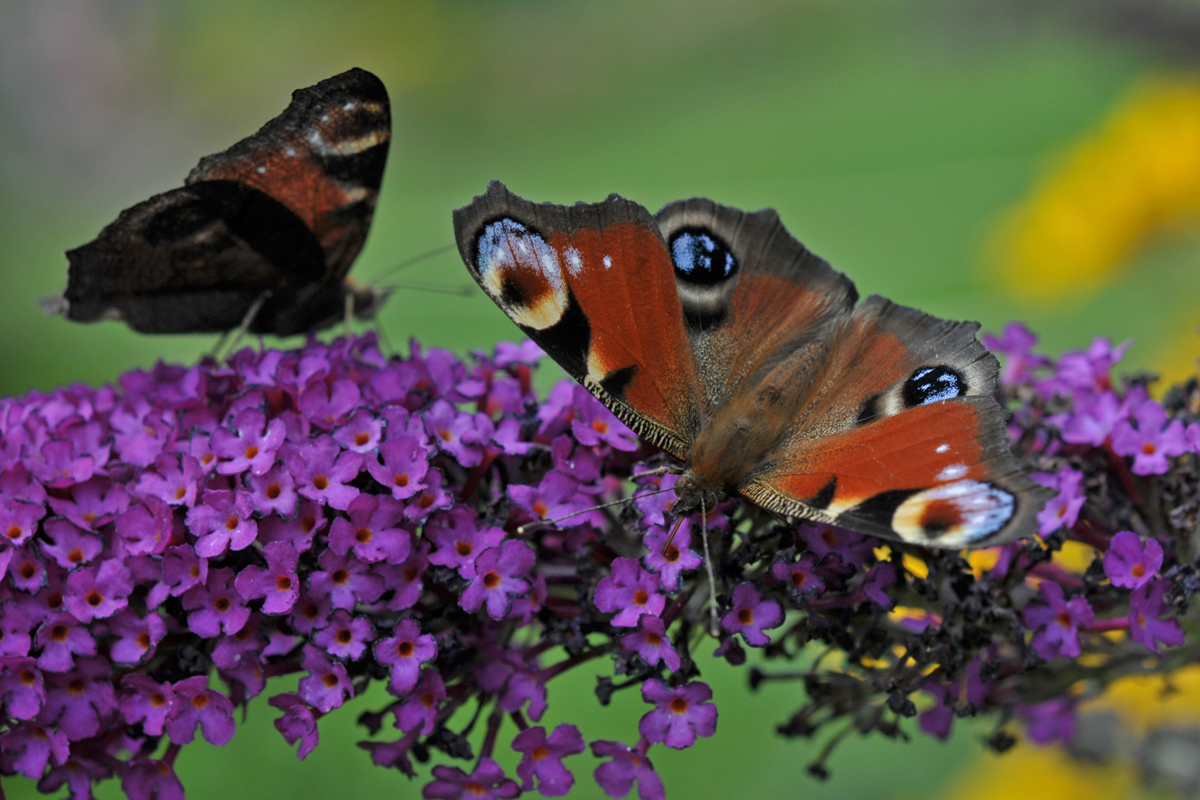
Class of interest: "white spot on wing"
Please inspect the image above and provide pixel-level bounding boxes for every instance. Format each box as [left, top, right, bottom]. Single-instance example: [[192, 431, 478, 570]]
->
[[937, 463, 968, 481], [603, 255, 613, 270], [255, 165, 267, 174], [565, 246, 584, 276], [936, 444, 950, 454]]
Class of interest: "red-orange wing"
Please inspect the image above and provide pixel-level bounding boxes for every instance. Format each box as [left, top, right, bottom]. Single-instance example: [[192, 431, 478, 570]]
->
[[452, 182, 704, 458]]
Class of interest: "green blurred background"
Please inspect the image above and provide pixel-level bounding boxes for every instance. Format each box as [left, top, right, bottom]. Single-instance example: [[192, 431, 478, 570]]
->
[[3, 0, 1200, 798]]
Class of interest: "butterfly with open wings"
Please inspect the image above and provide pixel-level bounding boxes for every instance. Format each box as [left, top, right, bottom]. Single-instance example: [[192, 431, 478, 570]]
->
[[48, 67, 391, 336], [453, 181, 1053, 549]]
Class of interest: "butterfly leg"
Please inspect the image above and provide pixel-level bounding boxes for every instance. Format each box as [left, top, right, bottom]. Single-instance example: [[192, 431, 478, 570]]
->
[[218, 290, 272, 361], [699, 497, 719, 637]]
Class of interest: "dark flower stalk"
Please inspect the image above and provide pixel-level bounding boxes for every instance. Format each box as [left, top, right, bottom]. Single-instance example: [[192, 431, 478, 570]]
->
[[2, 326, 1200, 798]]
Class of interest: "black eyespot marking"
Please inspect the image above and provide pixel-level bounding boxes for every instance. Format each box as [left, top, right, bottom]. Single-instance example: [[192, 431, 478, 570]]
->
[[804, 477, 838, 511], [856, 394, 881, 426], [902, 366, 964, 408], [669, 228, 737, 286], [599, 365, 637, 400], [499, 276, 525, 308]]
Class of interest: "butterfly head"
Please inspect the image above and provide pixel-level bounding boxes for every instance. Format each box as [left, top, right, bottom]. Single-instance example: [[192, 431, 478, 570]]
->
[[345, 278, 394, 322], [671, 471, 728, 519]]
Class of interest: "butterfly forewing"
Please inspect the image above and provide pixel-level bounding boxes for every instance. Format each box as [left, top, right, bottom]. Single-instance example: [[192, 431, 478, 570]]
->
[[452, 182, 704, 457]]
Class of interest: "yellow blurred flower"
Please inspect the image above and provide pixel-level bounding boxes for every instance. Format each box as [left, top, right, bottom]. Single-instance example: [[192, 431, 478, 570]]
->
[[936, 744, 1136, 800], [992, 76, 1200, 301]]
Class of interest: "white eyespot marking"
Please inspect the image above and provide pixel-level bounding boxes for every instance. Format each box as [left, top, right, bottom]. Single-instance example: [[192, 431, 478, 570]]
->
[[255, 165, 267, 174], [936, 444, 950, 454], [891, 480, 1015, 548], [285, 147, 297, 157], [306, 128, 387, 157], [603, 255, 613, 270], [565, 246, 584, 276], [475, 219, 568, 331], [937, 463, 968, 481]]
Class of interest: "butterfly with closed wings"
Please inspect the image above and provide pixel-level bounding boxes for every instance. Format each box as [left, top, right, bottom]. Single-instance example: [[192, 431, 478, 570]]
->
[[48, 67, 391, 336], [453, 181, 1053, 550]]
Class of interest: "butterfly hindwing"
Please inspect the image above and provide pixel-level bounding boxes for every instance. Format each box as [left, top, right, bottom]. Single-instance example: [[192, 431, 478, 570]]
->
[[739, 297, 1053, 547], [452, 181, 704, 457]]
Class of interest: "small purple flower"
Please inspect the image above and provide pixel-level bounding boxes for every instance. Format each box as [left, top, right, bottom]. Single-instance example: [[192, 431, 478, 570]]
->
[[620, 615, 681, 671], [1112, 398, 1187, 475], [861, 561, 898, 608], [120, 674, 175, 735], [918, 684, 954, 740], [0, 604, 33, 656], [308, 549, 384, 610], [395, 669, 445, 735], [404, 468, 454, 522], [1022, 580, 1094, 659], [475, 653, 548, 721], [374, 619, 437, 696], [720, 582, 782, 646], [568, 385, 638, 451], [210, 409, 286, 476], [333, 408, 384, 453], [34, 613, 96, 672], [424, 399, 488, 467], [298, 644, 354, 712], [594, 558, 665, 628], [115, 496, 173, 556], [165, 676, 235, 745], [287, 436, 363, 510], [591, 740, 665, 800], [235, 541, 301, 614], [313, 610, 373, 660], [46, 476, 129, 530], [0, 500, 44, 547], [135, 453, 201, 507], [122, 758, 186, 800], [299, 378, 362, 429], [246, 465, 298, 517], [1018, 697, 1077, 744], [0, 657, 44, 719], [772, 553, 826, 600], [642, 522, 702, 592], [638, 679, 718, 749], [1032, 468, 1086, 536], [269, 692, 319, 759], [513, 723, 586, 796], [422, 757, 520, 800], [39, 519, 103, 569], [160, 545, 208, 598], [1040, 337, 1129, 398], [64, 558, 132, 623], [982, 322, 1049, 386], [1104, 531, 1163, 590], [1, 722, 70, 780], [508, 470, 605, 531], [425, 507, 506, 579], [366, 435, 430, 501], [183, 568, 250, 637], [109, 609, 167, 664], [459, 540, 536, 620], [798, 524, 874, 568], [186, 489, 258, 558], [329, 493, 412, 564], [39, 658, 117, 740], [1058, 389, 1122, 446], [1129, 578, 1185, 654]]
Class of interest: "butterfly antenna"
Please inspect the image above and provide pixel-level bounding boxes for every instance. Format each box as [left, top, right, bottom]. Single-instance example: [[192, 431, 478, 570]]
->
[[516, 486, 676, 535], [699, 497, 719, 636], [369, 244, 456, 282], [385, 280, 475, 296]]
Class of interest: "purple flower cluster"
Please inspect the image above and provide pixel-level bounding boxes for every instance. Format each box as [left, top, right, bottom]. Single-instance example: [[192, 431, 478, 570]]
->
[[3, 324, 1200, 798]]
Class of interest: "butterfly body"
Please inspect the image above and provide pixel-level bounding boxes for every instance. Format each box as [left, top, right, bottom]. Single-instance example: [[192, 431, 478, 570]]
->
[[52, 67, 391, 336], [454, 182, 1052, 549]]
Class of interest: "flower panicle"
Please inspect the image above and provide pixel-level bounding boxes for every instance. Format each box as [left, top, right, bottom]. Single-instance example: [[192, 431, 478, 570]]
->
[[2, 325, 1200, 798]]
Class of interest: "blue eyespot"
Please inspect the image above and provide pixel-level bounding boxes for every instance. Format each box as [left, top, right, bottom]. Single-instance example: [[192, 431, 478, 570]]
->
[[903, 366, 964, 407], [669, 229, 737, 286]]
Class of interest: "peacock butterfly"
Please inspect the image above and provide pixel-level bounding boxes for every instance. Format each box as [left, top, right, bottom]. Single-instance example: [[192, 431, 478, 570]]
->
[[47, 67, 391, 336], [452, 181, 1053, 549]]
